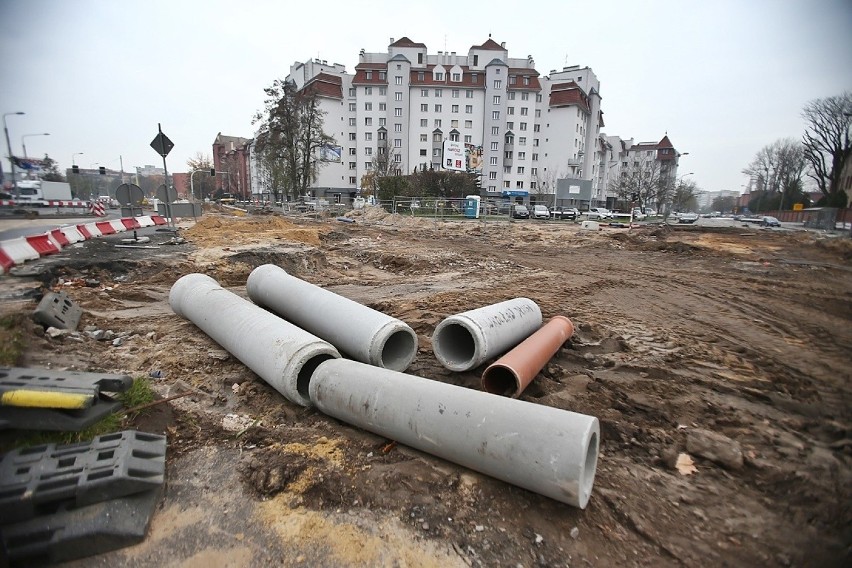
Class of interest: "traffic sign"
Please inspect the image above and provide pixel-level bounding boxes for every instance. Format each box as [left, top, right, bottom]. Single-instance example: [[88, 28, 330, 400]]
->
[[150, 132, 174, 158], [156, 184, 177, 204], [115, 183, 145, 206]]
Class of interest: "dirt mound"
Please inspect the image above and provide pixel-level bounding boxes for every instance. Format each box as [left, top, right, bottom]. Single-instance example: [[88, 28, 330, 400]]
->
[[185, 215, 326, 248]]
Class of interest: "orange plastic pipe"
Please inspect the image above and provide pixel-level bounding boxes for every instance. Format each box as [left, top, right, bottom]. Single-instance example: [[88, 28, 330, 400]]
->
[[481, 316, 574, 397]]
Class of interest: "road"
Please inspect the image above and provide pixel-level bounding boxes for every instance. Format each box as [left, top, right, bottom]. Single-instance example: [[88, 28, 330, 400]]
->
[[0, 211, 121, 241]]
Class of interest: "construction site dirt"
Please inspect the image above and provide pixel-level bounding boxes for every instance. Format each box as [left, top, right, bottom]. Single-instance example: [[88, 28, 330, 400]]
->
[[1, 206, 850, 567]]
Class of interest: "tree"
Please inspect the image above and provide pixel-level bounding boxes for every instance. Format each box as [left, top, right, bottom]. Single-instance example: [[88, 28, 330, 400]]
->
[[40, 154, 65, 182], [802, 92, 852, 206], [361, 140, 401, 199], [710, 195, 738, 214], [186, 153, 216, 200], [253, 79, 333, 202], [743, 138, 808, 211], [671, 178, 700, 212], [607, 160, 665, 211]]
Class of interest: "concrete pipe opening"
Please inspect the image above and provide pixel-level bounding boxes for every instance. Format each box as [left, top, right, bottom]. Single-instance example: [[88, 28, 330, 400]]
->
[[579, 431, 600, 508], [433, 321, 477, 370], [297, 353, 337, 402], [380, 329, 418, 371], [481, 366, 520, 397]]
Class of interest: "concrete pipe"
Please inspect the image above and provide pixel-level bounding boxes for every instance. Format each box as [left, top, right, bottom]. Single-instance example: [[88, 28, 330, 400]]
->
[[169, 273, 340, 406], [482, 316, 575, 398], [310, 358, 600, 509], [432, 298, 542, 372], [246, 264, 418, 372]]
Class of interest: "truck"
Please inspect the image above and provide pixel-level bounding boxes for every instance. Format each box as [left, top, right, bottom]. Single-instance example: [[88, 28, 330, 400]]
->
[[12, 180, 74, 205]]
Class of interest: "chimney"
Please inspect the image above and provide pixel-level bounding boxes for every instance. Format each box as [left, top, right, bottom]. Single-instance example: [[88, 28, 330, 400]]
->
[[390, 37, 394, 45], [501, 42, 506, 48], [451, 51, 456, 65]]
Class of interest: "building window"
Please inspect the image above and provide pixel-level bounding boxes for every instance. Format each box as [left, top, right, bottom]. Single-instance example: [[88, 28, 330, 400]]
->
[[493, 80, 502, 89], [519, 152, 526, 160], [450, 132, 459, 142], [535, 109, 540, 118], [395, 92, 402, 101], [420, 149, 427, 156], [452, 104, 459, 113], [517, 166, 524, 174], [504, 166, 511, 174], [418, 72, 425, 81], [465, 120, 473, 128], [435, 104, 442, 112], [435, 72, 443, 81], [464, 135, 471, 143], [523, 77, 530, 86], [365, 87, 372, 95], [394, 108, 402, 117], [395, 76, 402, 85], [521, 92, 529, 100], [421, 103, 428, 112], [532, 153, 538, 161], [490, 156, 498, 166], [377, 130, 386, 141], [420, 133, 428, 142], [365, 147, 372, 155], [465, 105, 473, 113], [349, 103, 357, 111], [509, 75, 516, 85], [365, 117, 372, 126], [504, 180, 511, 188], [379, 103, 386, 111], [435, 119, 442, 127], [451, 119, 459, 128], [533, 124, 540, 132], [418, 53, 423, 64], [520, 107, 528, 116], [349, 133, 356, 141], [421, 89, 429, 97], [420, 118, 428, 127], [379, 71, 386, 80], [349, 148, 356, 155], [530, 181, 536, 189], [365, 132, 373, 141], [491, 126, 499, 135], [516, 181, 524, 188], [505, 151, 513, 159], [349, 118, 356, 126], [493, 95, 501, 104], [473, 55, 479, 66], [507, 122, 514, 130], [536, 93, 542, 102], [394, 123, 402, 132], [379, 87, 386, 95], [495, 68, 501, 74], [349, 88, 356, 97], [466, 89, 473, 98], [453, 73, 461, 81], [489, 171, 497, 180], [435, 89, 442, 97], [533, 138, 539, 147], [433, 132, 442, 142], [520, 123, 527, 131], [508, 106, 515, 115], [394, 139, 402, 147], [491, 141, 499, 150], [394, 153, 402, 162], [365, 162, 372, 169], [379, 118, 386, 126], [433, 148, 442, 156], [452, 89, 460, 98], [530, 167, 536, 175], [492, 110, 500, 120], [349, 162, 356, 169], [508, 92, 516, 100], [365, 102, 373, 111], [366, 71, 373, 80]]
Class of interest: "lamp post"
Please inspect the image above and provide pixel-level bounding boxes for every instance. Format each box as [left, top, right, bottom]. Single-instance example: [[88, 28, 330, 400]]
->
[[3, 111, 25, 199], [22, 132, 49, 159], [190, 168, 218, 201]]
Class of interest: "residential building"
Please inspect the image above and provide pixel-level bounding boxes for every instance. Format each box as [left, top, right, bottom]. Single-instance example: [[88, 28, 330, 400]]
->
[[212, 133, 251, 198]]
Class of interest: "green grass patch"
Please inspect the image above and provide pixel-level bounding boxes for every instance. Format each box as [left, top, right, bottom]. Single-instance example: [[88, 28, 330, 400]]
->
[[0, 314, 27, 366], [120, 377, 156, 410]]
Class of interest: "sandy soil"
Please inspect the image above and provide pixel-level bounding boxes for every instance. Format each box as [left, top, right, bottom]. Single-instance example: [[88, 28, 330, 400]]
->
[[2, 205, 851, 567]]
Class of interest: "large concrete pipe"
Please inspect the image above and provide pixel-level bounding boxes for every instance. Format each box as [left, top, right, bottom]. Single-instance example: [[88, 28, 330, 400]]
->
[[482, 316, 575, 398], [310, 358, 600, 509], [246, 264, 418, 372], [169, 273, 340, 406], [432, 298, 542, 372]]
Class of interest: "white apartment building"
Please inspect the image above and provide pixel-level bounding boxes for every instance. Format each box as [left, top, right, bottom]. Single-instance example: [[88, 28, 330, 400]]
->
[[252, 37, 605, 205]]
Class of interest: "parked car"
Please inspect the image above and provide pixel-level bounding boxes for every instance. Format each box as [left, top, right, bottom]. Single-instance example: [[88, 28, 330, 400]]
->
[[551, 206, 578, 220], [217, 193, 236, 205], [678, 212, 699, 223], [512, 204, 530, 219], [760, 216, 781, 227], [632, 208, 647, 221], [532, 205, 550, 219], [586, 207, 612, 220]]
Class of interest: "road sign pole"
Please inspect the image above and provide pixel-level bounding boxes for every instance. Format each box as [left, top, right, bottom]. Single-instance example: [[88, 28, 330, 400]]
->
[[158, 124, 175, 228]]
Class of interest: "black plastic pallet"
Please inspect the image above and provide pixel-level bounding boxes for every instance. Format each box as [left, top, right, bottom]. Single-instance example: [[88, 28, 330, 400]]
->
[[0, 367, 133, 405], [1, 483, 163, 566], [32, 291, 83, 331], [0, 430, 166, 524], [0, 393, 122, 432]]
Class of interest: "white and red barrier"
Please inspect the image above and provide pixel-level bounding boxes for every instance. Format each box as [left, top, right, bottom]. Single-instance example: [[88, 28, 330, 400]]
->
[[45, 200, 89, 208], [90, 201, 106, 217], [0, 237, 41, 271], [59, 225, 86, 244]]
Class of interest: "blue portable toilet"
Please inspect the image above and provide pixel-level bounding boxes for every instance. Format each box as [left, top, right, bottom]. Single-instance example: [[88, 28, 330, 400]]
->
[[464, 195, 481, 219]]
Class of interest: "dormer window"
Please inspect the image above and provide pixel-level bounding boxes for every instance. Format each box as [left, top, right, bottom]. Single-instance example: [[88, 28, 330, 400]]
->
[[366, 71, 372, 80]]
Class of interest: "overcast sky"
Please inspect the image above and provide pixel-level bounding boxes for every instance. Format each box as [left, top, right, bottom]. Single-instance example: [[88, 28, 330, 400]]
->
[[1, 0, 850, 194]]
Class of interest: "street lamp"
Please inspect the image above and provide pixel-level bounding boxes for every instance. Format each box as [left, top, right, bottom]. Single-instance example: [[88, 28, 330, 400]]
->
[[190, 168, 218, 201], [3, 111, 25, 199], [22, 132, 49, 158], [72, 152, 84, 166]]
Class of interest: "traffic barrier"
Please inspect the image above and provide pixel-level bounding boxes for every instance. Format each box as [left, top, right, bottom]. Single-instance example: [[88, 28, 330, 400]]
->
[[25, 235, 60, 256], [82, 222, 103, 238], [75, 224, 93, 239], [89, 202, 106, 217], [0, 249, 13, 273], [45, 200, 89, 208], [44, 231, 64, 251], [60, 225, 86, 243], [150, 215, 167, 226], [121, 217, 142, 230], [136, 216, 155, 228], [49, 229, 70, 247], [0, 200, 15, 207], [95, 221, 116, 235], [108, 220, 127, 233], [0, 237, 40, 266]]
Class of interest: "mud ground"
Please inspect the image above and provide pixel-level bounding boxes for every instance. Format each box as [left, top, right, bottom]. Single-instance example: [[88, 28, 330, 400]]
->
[[1, 206, 851, 567]]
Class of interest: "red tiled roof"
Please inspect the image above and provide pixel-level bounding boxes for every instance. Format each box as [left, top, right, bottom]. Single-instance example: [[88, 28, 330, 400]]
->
[[409, 65, 485, 87], [549, 84, 590, 113], [507, 69, 541, 91], [473, 38, 505, 50], [390, 37, 427, 48], [303, 74, 343, 99], [352, 63, 389, 85], [657, 135, 674, 149]]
